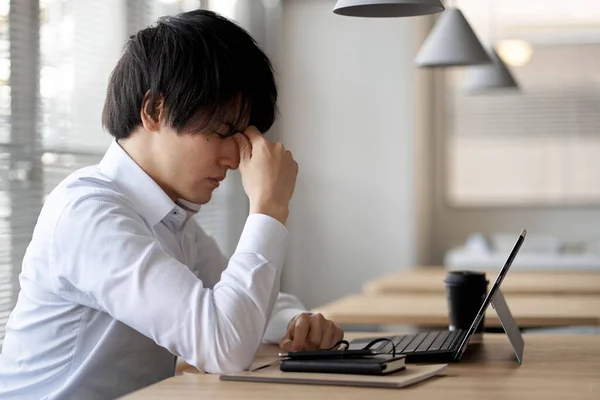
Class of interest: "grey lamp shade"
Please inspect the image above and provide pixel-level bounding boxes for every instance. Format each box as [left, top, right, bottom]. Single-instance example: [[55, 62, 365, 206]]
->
[[463, 48, 519, 93], [415, 8, 491, 68], [333, 0, 445, 17]]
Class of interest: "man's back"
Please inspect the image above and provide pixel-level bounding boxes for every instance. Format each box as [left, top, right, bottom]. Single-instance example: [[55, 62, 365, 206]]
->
[[0, 161, 182, 399]]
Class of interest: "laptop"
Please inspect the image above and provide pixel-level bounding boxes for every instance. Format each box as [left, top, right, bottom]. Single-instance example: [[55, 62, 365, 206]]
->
[[347, 229, 527, 364]]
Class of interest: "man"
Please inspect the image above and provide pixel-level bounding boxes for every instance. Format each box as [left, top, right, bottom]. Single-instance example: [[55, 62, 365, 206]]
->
[[0, 9, 343, 399]]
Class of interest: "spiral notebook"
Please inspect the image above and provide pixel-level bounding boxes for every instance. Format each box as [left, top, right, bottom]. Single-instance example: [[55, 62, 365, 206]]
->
[[220, 362, 447, 389]]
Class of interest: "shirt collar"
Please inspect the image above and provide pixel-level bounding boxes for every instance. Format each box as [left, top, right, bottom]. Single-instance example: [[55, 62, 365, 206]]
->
[[177, 199, 202, 215], [99, 140, 201, 227]]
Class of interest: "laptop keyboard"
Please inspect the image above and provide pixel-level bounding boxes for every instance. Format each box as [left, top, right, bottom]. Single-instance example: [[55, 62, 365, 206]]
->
[[376, 330, 465, 354]]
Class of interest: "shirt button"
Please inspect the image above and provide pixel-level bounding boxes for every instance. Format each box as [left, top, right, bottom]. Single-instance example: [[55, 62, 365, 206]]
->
[[172, 210, 185, 220]]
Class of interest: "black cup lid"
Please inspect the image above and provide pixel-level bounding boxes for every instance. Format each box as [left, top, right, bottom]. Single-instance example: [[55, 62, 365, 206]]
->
[[444, 270, 489, 286]]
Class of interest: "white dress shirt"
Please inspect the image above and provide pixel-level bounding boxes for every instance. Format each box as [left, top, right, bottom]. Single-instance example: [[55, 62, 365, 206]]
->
[[0, 141, 306, 400]]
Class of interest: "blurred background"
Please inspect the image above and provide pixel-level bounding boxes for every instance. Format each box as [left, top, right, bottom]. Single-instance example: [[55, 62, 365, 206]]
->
[[1, 0, 599, 344]]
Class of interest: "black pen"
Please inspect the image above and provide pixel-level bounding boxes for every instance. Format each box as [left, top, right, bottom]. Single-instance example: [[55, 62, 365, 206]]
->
[[278, 349, 379, 359]]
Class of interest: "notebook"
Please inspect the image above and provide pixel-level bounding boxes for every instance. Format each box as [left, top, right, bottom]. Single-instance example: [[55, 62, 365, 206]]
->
[[220, 362, 447, 389], [280, 354, 406, 375]]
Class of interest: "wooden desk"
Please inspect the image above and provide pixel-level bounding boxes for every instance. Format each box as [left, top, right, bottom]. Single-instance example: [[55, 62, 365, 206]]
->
[[311, 293, 600, 328], [363, 267, 600, 296], [123, 334, 600, 399]]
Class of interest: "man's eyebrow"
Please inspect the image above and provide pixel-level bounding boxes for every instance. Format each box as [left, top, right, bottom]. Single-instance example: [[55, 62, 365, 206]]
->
[[213, 123, 237, 137]]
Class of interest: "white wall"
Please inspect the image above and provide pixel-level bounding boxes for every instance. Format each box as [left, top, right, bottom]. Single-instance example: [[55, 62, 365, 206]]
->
[[276, 0, 432, 308]]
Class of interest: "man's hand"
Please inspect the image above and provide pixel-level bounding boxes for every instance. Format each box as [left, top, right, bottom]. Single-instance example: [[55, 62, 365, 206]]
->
[[279, 313, 344, 352], [233, 126, 298, 225]]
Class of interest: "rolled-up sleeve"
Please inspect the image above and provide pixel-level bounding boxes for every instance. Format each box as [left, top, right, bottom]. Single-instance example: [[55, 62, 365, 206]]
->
[[51, 194, 289, 373]]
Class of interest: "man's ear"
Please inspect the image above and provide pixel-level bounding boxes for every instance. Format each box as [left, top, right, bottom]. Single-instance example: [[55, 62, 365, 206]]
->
[[140, 91, 165, 132]]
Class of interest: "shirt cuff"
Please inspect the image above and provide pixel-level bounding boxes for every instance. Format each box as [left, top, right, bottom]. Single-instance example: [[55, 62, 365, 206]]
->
[[262, 308, 307, 344], [234, 213, 289, 268]]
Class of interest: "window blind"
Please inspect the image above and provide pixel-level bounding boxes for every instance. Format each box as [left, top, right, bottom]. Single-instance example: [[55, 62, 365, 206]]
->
[[0, 0, 40, 346], [448, 82, 600, 206]]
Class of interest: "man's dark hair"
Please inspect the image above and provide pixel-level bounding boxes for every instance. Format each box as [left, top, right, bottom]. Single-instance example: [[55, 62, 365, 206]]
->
[[102, 9, 277, 139]]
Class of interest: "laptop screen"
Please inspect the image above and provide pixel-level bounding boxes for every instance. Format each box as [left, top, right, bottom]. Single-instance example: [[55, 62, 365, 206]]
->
[[454, 229, 527, 359]]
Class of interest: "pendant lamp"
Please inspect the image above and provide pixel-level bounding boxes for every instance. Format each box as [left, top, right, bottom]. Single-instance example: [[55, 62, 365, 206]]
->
[[333, 0, 444, 18], [463, 47, 519, 93], [415, 8, 491, 67], [463, 0, 519, 93]]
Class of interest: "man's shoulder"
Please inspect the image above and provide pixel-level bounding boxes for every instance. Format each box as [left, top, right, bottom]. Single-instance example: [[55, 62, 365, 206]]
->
[[43, 165, 136, 220]]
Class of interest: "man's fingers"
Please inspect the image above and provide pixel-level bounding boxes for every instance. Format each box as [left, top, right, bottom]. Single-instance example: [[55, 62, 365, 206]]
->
[[321, 320, 337, 349], [243, 126, 264, 145], [279, 336, 293, 352], [307, 314, 324, 349], [285, 314, 345, 352], [332, 325, 344, 348], [233, 132, 251, 163], [291, 316, 310, 352], [279, 318, 296, 351]]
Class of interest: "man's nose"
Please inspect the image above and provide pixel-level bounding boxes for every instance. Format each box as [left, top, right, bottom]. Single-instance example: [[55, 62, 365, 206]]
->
[[219, 136, 241, 170]]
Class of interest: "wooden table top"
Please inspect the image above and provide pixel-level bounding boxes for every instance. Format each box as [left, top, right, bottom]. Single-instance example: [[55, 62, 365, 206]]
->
[[311, 293, 600, 327], [123, 333, 600, 399], [363, 267, 600, 296]]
